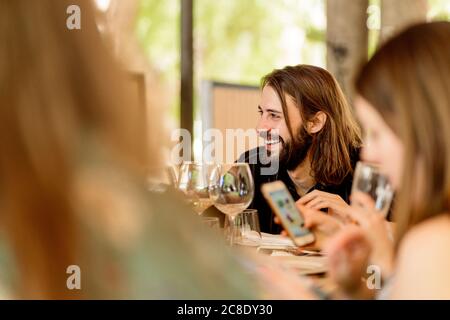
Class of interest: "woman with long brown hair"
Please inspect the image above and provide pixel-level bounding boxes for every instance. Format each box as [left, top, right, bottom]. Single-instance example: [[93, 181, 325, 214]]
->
[[294, 21, 450, 299], [0, 0, 257, 299]]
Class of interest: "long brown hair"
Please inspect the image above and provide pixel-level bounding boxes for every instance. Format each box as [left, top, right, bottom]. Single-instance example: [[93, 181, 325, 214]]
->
[[355, 21, 450, 245], [0, 0, 150, 298], [262, 65, 362, 185]]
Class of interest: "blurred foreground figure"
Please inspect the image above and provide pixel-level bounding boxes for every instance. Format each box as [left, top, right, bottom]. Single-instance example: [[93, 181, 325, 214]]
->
[[0, 0, 256, 299]]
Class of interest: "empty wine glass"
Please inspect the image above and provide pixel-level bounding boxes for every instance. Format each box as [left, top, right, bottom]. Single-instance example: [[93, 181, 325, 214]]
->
[[209, 163, 254, 246], [224, 209, 261, 246], [177, 162, 216, 215], [201, 217, 220, 231]]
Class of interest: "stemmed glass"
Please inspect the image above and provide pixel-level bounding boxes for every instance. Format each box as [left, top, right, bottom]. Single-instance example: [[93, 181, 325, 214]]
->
[[177, 162, 216, 215], [208, 163, 254, 246]]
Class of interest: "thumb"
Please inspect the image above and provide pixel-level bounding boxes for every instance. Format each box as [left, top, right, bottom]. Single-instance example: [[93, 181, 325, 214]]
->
[[301, 205, 328, 229], [351, 191, 376, 210]]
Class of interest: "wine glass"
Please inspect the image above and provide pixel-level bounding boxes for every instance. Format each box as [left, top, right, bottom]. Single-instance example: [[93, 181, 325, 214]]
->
[[209, 163, 254, 246], [224, 209, 261, 246], [177, 162, 216, 215]]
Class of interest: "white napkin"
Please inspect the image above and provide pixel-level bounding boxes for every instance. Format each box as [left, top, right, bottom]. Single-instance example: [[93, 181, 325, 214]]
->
[[238, 231, 296, 248], [259, 232, 296, 247]]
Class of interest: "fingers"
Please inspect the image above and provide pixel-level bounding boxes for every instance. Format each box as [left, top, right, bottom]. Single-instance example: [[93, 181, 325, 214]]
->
[[274, 204, 322, 234], [324, 225, 370, 258], [304, 198, 352, 223], [304, 197, 328, 210], [351, 191, 376, 210], [326, 226, 372, 278], [296, 190, 318, 205], [274, 216, 281, 225], [347, 192, 387, 227], [297, 190, 346, 211], [297, 190, 333, 205], [336, 205, 367, 226], [297, 204, 319, 225], [301, 206, 331, 229], [272, 215, 288, 236], [307, 198, 343, 211], [274, 205, 320, 235], [273, 216, 288, 236], [300, 205, 343, 243]]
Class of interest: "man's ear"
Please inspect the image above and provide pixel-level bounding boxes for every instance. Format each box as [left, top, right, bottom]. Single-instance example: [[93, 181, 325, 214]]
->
[[307, 111, 327, 134]]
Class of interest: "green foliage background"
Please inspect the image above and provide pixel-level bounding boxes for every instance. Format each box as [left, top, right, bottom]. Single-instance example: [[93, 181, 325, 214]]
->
[[135, 0, 450, 123]]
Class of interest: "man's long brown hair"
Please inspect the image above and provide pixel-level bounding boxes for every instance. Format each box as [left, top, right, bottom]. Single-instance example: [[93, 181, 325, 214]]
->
[[355, 22, 450, 246], [0, 0, 150, 298], [262, 65, 362, 186]]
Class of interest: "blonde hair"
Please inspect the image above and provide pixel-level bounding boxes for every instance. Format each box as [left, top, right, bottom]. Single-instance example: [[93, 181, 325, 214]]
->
[[355, 22, 450, 245]]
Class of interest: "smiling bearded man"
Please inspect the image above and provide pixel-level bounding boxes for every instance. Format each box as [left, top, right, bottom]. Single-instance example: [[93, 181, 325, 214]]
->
[[238, 65, 362, 234]]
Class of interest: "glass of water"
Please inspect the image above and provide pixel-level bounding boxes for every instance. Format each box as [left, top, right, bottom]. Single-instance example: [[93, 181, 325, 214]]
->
[[224, 209, 262, 247], [351, 161, 394, 217], [209, 163, 254, 246]]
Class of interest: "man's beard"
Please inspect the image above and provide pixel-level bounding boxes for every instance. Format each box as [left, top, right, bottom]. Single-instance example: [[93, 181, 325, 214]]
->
[[279, 127, 313, 171]]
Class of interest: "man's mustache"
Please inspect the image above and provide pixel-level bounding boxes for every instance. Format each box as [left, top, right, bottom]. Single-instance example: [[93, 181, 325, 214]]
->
[[258, 130, 285, 144]]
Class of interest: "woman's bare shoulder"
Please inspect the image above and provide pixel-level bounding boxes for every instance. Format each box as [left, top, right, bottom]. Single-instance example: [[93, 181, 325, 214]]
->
[[403, 214, 450, 248], [391, 214, 450, 299]]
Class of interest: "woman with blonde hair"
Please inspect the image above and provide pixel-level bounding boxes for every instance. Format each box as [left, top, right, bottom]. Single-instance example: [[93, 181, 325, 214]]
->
[[0, 0, 257, 299]]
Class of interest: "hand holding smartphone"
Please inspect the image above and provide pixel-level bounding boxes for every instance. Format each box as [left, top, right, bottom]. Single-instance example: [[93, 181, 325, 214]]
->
[[261, 181, 315, 247]]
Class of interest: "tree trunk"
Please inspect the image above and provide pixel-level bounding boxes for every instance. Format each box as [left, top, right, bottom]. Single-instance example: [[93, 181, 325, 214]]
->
[[97, 0, 171, 166], [327, 0, 369, 103], [180, 0, 194, 160], [380, 0, 428, 43]]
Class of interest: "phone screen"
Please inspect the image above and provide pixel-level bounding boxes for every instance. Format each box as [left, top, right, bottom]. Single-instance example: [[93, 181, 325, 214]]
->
[[268, 188, 311, 238]]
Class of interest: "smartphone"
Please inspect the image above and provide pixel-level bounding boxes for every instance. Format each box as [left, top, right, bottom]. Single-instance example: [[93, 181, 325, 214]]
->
[[261, 181, 315, 247]]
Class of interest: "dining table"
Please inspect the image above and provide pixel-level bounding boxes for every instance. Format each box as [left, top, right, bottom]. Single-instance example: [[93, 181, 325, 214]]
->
[[234, 232, 337, 298]]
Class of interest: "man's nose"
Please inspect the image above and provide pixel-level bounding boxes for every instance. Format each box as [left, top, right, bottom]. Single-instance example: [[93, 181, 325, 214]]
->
[[256, 116, 271, 132]]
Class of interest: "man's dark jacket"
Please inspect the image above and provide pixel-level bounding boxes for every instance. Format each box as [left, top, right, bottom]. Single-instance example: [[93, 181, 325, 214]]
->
[[236, 146, 360, 234]]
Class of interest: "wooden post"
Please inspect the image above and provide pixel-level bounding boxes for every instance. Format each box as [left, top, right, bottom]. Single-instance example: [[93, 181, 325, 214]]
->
[[380, 0, 427, 43], [180, 0, 194, 160], [326, 0, 369, 103]]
